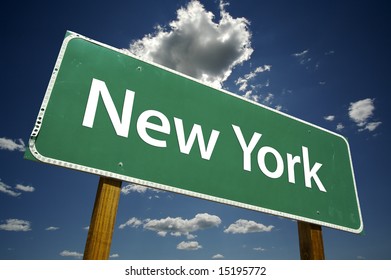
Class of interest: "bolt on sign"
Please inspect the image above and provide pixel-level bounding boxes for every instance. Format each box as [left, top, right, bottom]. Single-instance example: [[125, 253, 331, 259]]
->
[[26, 31, 363, 233]]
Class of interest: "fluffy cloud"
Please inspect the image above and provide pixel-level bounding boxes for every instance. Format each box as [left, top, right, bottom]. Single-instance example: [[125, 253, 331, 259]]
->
[[348, 98, 381, 131], [177, 241, 202, 250], [143, 213, 221, 238], [59, 250, 83, 259], [253, 247, 266, 252], [0, 137, 25, 152], [0, 219, 31, 231], [110, 253, 119, 258], [358, 121, 382, 132], [224, 219, 273, 234], [120, 213, 221, 239], [129, 0, 253, 88]]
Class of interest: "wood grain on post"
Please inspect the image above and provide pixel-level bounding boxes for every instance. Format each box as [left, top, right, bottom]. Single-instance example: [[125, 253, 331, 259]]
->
[[83, 177, 122, 260], [297, 221, 325, 260]]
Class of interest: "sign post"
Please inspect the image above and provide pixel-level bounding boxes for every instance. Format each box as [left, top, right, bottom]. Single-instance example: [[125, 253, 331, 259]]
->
[[83, 177, 122, 260], [297, 221, 325, 260]]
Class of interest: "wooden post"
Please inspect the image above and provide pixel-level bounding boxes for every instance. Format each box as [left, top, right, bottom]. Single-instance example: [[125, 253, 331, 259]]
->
[[83, 177, 122, 260], [297, 221, 325, 260]]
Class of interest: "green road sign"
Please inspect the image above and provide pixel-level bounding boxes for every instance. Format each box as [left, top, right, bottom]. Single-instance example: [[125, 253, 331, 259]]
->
[[26, 31, 363, 233]]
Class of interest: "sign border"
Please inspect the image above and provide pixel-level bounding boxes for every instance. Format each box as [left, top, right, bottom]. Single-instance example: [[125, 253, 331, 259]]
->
[[28, 31, 363, 234]]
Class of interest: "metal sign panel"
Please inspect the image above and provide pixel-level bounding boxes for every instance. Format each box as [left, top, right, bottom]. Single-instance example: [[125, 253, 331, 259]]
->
[[26, 31, 363, 233]]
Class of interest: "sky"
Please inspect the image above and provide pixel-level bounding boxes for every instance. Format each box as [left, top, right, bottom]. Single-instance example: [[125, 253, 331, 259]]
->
[[0, 0, 390, 260]]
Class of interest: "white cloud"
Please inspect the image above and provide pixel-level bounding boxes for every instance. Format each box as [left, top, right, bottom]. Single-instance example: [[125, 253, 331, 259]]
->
[[336, 123, 345, 131], [0, 137, 25, 152], [121, 184, 161, 195], [212, 253, 224, 259], [59, 250, 83, 259], [275, 105, 283, 111], [45, 226, 59, 231], [358, 121, 382, 132], [324, 115, 335, 121], [0, 219, 31, 231], [348, 98, 381, 132], [224, 219, 273, 234], [292, 49, 309, 57], [177, 241, 202, 250], [118, 217, 143, 229], [15, 184, 35, 192], [253, 247, 266, 252], [235, 65, 272, 92], [121, 213, 221, 238], [110, 253, 119, 258], [0, 181, 21, 197], [348, 98, 375, 126], [129, 0, 253, 88]]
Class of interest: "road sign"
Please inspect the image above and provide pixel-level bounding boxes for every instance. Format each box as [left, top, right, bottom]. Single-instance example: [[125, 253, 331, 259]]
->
[[26, 31, 363, 233]]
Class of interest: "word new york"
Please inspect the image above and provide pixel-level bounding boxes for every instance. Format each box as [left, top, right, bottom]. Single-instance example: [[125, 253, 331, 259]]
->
[[82, 78, 326, 193]]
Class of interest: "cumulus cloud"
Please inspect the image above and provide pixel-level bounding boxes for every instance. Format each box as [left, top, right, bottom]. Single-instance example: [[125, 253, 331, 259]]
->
[[324, 115, 335, 121], [0, 219, 31, 231], [143, 213, 221, 238], [224, 219, 273, 234], [59, 250, 83, 259], [0, 137, 25, 152], [348, 98, 381, 132], [129, 0, 253, 88], [177, 241, 202, 250], [120, 213, 221, 239], [110, 253, 119, 258]]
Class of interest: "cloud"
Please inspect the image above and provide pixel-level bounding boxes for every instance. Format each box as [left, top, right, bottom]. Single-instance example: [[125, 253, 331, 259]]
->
[[143, 213, 221, 238], [0, 219, 31, 231], [0, 181, 35, 197], [45, 226, 60, 231], [336, 123, 345, 131], [129, 0, 253, 88], [177, 241, 202, 250], [253, 247, 266, 252], [15, 184, 35, 192], [110, 253, 119, 258], [324, 115, 335, 121], [0, 181, 21, 197], [118, 217, 143, 229], [292, 49, 309, 58], [358, 121, 382, 132], [348, 98, 374, 125], [0, 137, 25, 152], [121, 183, 160, 195], [236, 65, 271, 92], [59, 250, 83, 259], [348, 98, 381, 132], [212, 253, 224, 259], [224, 219, 273, 234], [120, 213, 221, 239]]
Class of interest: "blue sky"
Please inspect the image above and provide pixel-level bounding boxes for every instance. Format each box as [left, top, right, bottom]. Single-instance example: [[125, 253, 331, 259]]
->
[[1, 0, 390, 260]]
